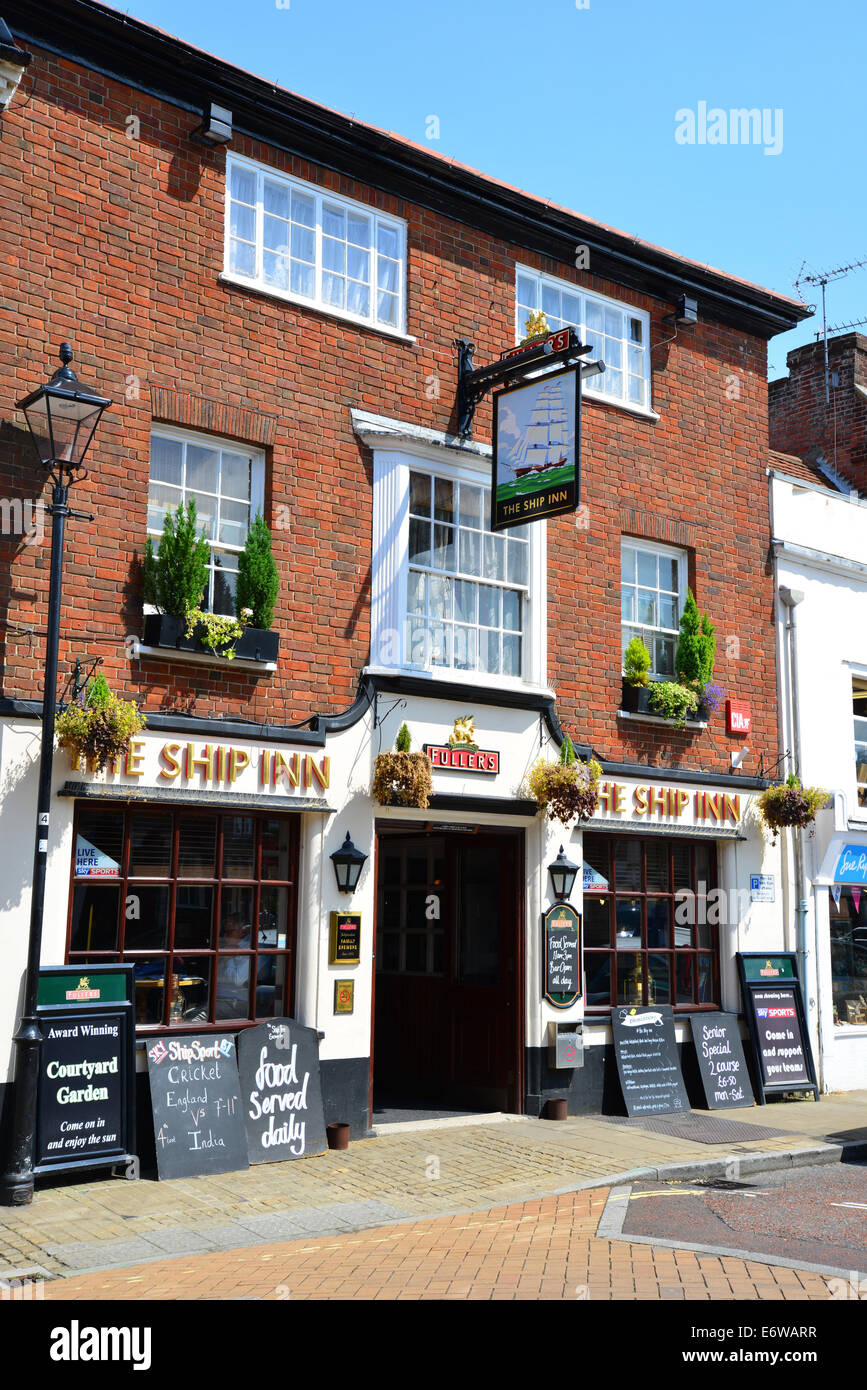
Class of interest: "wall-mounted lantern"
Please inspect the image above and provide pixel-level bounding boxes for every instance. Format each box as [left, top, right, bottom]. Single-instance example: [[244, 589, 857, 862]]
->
[[330, 832, 368, 894], [548, 845, 579, 902]]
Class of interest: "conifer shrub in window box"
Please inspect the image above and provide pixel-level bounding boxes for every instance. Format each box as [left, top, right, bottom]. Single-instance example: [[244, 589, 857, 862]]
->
[[142, 502, 279, 664]]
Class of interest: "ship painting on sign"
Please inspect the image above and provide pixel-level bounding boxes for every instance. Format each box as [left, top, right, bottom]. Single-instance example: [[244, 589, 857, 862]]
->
[[495, 374, 576, 505]]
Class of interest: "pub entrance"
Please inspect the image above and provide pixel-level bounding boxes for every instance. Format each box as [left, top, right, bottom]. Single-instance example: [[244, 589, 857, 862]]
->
[[372, 825, 523, 1120]]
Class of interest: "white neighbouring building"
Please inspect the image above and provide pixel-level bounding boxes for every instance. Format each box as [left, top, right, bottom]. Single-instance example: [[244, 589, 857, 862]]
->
[[771, 455, 867, 1091]]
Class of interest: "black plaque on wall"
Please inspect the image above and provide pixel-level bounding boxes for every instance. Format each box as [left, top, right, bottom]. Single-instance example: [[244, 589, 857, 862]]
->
[[145, 1033, 249, 1180], [611, 1004, 690, 1117], [689, 1013, 754, 1109], [736, 953, 819, 1104], [237, 1018, 328, 1164], [543, 904, 582, 1007]]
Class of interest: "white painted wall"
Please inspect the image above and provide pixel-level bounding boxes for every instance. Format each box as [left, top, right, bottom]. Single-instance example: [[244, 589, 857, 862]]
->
[[772, 471, 867, 1090]]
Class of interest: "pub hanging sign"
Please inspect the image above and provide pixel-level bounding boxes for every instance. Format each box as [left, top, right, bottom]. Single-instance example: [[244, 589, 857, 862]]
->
[[492, 365, 581, 533]]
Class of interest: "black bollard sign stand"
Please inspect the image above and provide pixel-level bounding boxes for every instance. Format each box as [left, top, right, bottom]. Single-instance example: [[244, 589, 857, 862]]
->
[[35, 964, 137, 1180]]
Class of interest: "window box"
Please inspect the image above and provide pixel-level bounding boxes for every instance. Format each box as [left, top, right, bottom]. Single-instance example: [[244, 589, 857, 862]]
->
[[619, 680, 709, 726], [620, 681, 654, 716], [142, 613, 279, 666]]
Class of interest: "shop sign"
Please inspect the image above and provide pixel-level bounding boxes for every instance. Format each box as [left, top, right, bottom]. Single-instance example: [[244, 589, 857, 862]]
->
[[610, 1004, 690, 1118], [425, 744, 499, 773], [689, 1014, 754, 1109], [749, 874, 775, 903], [834, 844, 867, 885], [726, 699, 751, 736], [146, 1034, 249, 1180], [543, 903, 582, 1008], [237, 1019, 327, 1164], [329, 911, 361, 965], [88, 734, 330, 799], [35, 965, 136, 1178], [736, 953, 818, 1103], [492, 365, 580, 532], [596, 778, 743, 827]]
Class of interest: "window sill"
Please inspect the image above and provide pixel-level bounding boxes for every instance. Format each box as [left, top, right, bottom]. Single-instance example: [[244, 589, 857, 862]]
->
[[137, 643, 277, 674], [218, 273, 418, 344], [617, 709, 708, 731], [580, 390, 660, 424], [363, 664, 553, 700]]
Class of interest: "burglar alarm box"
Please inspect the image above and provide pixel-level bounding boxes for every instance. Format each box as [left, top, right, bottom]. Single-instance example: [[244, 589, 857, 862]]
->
[[547, 1020, 584, 1069]]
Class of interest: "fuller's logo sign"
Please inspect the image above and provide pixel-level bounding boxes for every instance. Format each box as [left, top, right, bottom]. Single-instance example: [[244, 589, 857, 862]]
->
[[425, 716, 499, 774]]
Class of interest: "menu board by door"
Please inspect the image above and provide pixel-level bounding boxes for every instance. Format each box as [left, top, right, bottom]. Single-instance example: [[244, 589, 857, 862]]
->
[[736, 953, 818, 1104], [689, 1013, 754, 1109], [611, 1004, 690, 1117], [146, 1034, 250, 1180], [237, 1019, 327, 1164], [543, 904, 582, 1008]]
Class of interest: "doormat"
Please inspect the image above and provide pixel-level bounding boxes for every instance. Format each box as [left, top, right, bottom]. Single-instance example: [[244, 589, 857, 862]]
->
[[598, 1113, 793, 1144]]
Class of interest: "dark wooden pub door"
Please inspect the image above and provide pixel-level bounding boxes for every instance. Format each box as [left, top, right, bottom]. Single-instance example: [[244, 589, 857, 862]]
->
[[373, 828, 522, 1113]]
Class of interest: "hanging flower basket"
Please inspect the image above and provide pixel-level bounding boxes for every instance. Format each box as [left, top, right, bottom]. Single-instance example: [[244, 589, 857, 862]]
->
[[525, 755, 602, 825], [55, 671, 146, 774], [371, 751, 433, 809], [755, 775, 828, 842]]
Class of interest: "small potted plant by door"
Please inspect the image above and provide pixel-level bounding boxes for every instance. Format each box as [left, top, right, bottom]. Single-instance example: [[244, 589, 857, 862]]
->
[[371, 723, 433, 809], [756, 774, 829, 843], [525, 734, 602, 826], [142, 501, 280, 663], [55, 669, 146, 773]]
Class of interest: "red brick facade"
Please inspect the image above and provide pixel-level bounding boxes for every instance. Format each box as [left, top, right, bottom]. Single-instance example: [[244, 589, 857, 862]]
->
[[770, 332, 867, 494], [0, 23, 803, 780]]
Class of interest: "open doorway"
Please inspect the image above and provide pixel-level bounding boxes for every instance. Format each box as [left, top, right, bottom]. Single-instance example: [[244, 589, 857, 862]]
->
[[371, 825, 523, 1124]]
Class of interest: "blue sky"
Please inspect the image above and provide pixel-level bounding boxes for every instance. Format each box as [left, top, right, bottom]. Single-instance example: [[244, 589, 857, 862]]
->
[[105, 0, 865, 377]]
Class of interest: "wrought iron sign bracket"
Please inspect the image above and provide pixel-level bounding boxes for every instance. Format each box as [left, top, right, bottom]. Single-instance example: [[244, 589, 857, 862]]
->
[[455, 329, 595, 438]]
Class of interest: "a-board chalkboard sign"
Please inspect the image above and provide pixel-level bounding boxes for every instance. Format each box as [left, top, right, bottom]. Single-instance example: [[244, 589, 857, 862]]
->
[[36, 965, 136, 1179], [611, 1004, 690, 1117], [736, 953, 818, 1104], [146, 1034, 249, 1179], [689, 1013, 754, 1109], [237, 1018, 327, 1164], [543, 904, 582, 1007]]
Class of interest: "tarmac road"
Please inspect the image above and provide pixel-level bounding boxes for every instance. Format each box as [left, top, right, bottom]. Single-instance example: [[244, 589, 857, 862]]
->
[[621, 1159, 867, 1276]]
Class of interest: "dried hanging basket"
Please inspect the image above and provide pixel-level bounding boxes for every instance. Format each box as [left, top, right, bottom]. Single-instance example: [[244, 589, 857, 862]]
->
[[371, 751, 433, 809]]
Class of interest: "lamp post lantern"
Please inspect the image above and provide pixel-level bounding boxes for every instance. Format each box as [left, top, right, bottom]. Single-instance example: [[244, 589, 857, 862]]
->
[[0, 344, 111, 1206]]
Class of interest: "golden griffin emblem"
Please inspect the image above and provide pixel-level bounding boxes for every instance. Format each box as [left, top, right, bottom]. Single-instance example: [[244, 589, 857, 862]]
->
[[449, 716, 477, 750]]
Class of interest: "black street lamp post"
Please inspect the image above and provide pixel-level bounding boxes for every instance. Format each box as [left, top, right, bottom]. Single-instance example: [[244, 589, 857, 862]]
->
[[0, 344, 110, 1206]]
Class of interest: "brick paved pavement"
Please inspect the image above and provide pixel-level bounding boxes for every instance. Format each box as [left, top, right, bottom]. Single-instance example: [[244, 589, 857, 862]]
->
[[2, 1093, 863, 1283], [40, 1189, 834, 1301]]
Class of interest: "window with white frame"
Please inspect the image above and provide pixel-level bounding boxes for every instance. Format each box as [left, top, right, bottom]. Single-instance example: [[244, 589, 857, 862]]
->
[[621, 539, 686, 679], [369, 449, 544, 688], [225, 154, 406, 334], [147, 428, 265, 616], [407, 470, 530, 678], [854, 678, 867, 810], [516, 266, 650, 410]]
